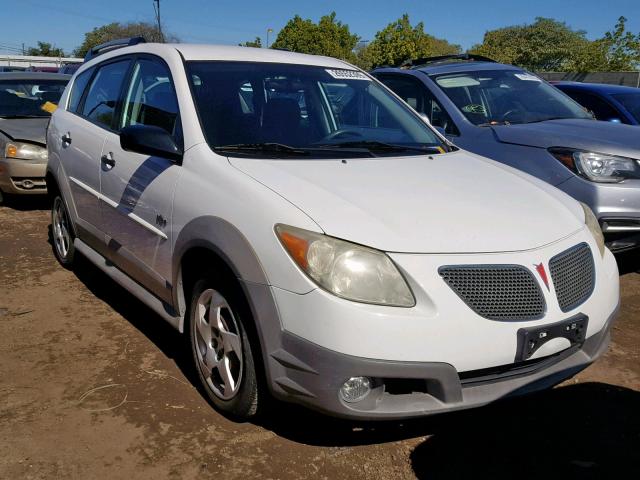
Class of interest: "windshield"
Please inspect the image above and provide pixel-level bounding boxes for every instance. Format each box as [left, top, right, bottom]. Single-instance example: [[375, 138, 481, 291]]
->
[[187, 61, 446, 157], [0, 79, 68, 118], [612, 92, 640, 123], [431, 69, 592, 125]]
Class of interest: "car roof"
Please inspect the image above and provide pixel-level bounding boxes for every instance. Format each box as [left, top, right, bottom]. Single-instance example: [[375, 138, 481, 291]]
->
[[82, 42, 353, 70], [374, 60, 522, 77], [553, 81, 640, 94], [0, 72, 71, 81]]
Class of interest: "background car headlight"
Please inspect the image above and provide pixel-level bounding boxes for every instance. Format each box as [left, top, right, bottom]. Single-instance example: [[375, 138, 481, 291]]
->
[[275, 224, 415, 307], [580, 202, 605, 257], [5, 142, 48, 161], [550, 148, 640, 183]]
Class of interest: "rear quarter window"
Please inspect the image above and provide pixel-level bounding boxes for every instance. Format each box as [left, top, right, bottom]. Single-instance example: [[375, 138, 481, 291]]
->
[[67, 68, 94, 113]]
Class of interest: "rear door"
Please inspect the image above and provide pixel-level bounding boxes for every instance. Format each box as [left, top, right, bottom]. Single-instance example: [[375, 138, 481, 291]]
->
[[99, 56, 182, 304], [56, 59, 131, 246]]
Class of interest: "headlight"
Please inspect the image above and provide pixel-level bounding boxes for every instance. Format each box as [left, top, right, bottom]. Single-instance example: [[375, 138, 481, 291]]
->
[[580, 202, 605, 257], [550, 148, 640, 183], [275, 224, 415, 307], [5, 142, 48, 161]]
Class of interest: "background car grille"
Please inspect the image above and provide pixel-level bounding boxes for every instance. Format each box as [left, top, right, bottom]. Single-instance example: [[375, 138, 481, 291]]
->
[[439, 265, 545, 321], [549, 243, 595, 312]]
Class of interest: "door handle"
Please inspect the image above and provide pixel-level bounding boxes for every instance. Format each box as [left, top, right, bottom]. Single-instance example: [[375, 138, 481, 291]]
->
[[101, 152, 116, 168], [61, 132, 71, 147]]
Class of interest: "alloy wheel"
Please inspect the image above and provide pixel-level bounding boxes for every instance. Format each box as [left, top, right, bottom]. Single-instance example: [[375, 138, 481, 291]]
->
[[193, 288, 244, 400]]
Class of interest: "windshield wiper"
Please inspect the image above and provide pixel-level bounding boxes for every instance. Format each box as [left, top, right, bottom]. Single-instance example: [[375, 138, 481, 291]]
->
[[214, 142, 310, 155], [521, 116, 577, 124], [478, 120, 511, 127], [317, 141, 446, 154], [0, 114, 48, 119]]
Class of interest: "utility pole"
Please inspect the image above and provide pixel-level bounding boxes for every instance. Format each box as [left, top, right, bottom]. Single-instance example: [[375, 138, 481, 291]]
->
[[266, 28, 273, 48], [153, 0, 164, 42]]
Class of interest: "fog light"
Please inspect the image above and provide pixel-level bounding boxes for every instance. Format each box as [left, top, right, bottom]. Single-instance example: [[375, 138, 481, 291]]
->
[[339, 377, 371, 403]]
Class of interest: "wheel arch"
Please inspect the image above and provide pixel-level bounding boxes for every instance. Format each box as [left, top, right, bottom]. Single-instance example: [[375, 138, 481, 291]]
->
[[174, 217, 282, 392]]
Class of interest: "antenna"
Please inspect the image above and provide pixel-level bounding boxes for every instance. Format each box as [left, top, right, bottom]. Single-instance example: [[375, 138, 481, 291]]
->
[[153, 0, 164, 42]]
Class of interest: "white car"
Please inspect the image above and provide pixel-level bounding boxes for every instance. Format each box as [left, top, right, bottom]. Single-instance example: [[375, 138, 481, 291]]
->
[[46, 38, 620, 420]]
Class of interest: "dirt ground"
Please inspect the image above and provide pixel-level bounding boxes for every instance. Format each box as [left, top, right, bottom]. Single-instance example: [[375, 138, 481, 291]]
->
[[0, 196, 638, 480]]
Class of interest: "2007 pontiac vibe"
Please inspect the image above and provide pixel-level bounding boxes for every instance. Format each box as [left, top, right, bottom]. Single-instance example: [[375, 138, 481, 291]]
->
[[46, 38, 619, 419]]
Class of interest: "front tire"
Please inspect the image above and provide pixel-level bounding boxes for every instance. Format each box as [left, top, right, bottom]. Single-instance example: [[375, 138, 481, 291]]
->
[[186, 275, 260, 420], [51, 194, 75, 267]]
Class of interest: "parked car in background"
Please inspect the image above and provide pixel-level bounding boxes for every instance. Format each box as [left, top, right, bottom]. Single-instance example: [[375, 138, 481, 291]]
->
[[25, 66, 60, 73], [47, 40, 619, 421], [373, 55, 640, 252], [0, 72, 70, 202], [553, 81, 640, 126], [58, 63, 81, 75], [0, 66, 27, 72]]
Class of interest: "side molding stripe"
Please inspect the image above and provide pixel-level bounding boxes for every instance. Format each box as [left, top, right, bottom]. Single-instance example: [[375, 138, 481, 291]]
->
[[69, 176, 168, 240]]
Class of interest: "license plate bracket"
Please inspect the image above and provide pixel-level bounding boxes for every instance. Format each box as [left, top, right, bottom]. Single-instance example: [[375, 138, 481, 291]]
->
[[516, 314, 588, 362]]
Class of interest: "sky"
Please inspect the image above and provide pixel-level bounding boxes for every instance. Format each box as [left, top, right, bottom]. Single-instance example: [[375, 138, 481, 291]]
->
[[0, 0, 638, 57]]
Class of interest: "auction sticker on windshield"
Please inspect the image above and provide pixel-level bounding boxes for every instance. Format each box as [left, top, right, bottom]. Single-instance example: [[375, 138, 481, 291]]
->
[[325, 69, 369, 80], [514, 73, 542, 82]]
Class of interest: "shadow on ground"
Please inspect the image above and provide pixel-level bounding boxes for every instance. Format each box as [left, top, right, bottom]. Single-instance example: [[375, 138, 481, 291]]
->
[[67, 243, 638, 478], [616, 250, 640, 275], [0, 194, 50, 211], [410, 383, 640, 479]]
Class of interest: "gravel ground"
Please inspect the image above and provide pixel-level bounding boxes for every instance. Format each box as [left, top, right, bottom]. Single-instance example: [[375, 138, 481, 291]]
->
[[1, 196, 638, 480]]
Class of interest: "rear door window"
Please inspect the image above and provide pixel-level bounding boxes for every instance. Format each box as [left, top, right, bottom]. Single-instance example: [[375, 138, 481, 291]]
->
[[80, 59, 131, 129]]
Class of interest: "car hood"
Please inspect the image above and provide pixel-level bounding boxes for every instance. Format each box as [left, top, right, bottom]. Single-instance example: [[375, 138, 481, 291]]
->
[[0, 117, 49, 145], [491, 119, 640, 157], [230, 151, 584, 254]]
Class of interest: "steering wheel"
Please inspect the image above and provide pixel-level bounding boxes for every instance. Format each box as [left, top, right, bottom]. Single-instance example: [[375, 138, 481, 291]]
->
[[500, 109, 519, 122], [323, 129, 364, 142]]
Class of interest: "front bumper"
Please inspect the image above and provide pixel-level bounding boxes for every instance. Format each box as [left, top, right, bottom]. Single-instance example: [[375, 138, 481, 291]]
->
[[0, 158, 47, 195], [558, 176, 640, 252], [256, 230, 620, 420], [268, 305, 618, 420]]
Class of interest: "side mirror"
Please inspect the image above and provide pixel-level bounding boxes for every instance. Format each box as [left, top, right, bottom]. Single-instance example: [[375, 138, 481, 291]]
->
[[120, 124, 183, 162]]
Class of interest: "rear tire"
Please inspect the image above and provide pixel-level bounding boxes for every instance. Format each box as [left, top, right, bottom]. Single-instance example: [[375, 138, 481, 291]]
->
[[186, 274, 260, 420], [51, 193, 75, 268]]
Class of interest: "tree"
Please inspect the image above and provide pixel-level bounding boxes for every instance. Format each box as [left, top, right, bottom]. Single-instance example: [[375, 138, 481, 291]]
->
[[239, 37, 262, 48], [27, 41, 65, 57], [363, 14, 461, 68], [74, 22, 178, 58], [598, 16, 640, 70], [469, 18, 592, 71], [271, 12, 359, 61], [469, 16, 640, 72]]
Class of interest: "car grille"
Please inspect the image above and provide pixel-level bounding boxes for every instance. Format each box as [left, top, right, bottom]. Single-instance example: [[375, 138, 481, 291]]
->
[[439, 265, 545, 321], [549, 243, 595, 312]]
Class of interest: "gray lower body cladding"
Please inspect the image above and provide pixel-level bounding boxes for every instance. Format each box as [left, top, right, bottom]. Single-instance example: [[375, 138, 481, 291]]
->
[[262, 304, 618, 421]]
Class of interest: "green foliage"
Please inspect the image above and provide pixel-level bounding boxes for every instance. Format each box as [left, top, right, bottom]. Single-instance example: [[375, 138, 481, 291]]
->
[[271, 12, 359, 61], [470, 16, 640, 72], [361, 14, 460, 69], [469, 18, 590, 71], [73, 22, 178, 58], [27, 41, 65, 57], [599, 16, 640, 70], [239, 37, 262, 48]]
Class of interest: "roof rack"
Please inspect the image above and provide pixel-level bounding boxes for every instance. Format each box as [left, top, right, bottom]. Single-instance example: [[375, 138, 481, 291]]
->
[[401, 54, 496, 69], [84, 36, 146, 61]]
